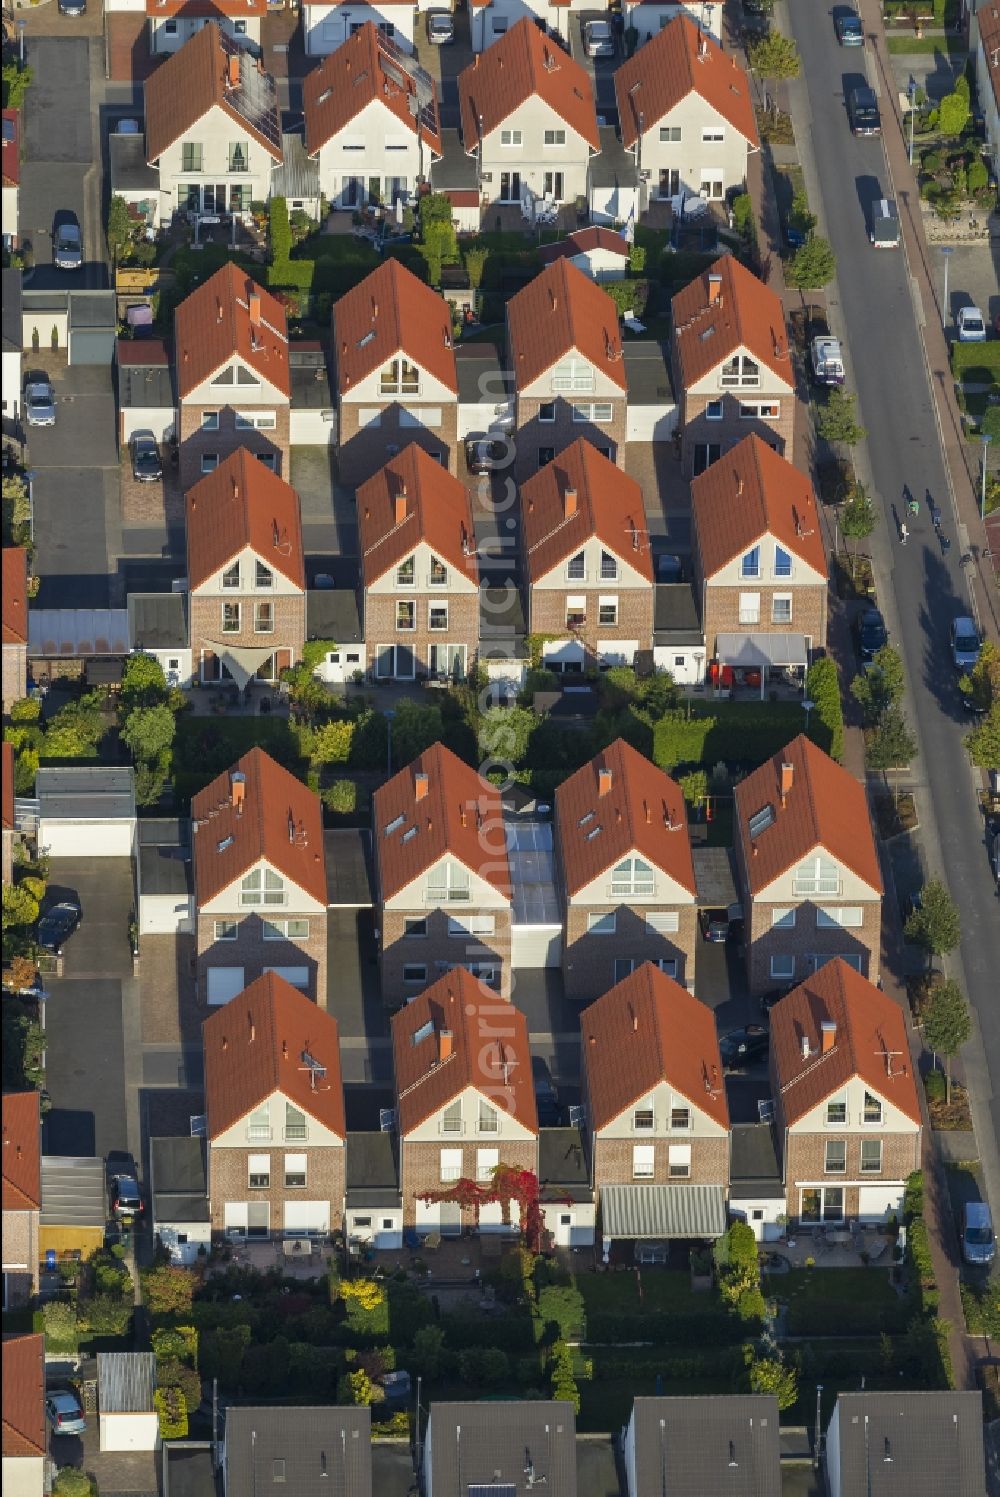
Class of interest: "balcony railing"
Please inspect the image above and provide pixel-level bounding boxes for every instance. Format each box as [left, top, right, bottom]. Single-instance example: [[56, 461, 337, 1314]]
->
[[283, 1126, 308, 1142], [246, 1125, 272, 1141], [440, 1167, 462, 1183], [439, 1120, 465, 1135]]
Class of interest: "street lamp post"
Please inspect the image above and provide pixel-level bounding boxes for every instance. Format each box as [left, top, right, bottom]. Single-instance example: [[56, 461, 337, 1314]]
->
[[940, 246, 954, 329], [981, 434, 993, 523], [16, 19, 26, 66], [907, 81, 916, 167], [27, 470, 35, 545]]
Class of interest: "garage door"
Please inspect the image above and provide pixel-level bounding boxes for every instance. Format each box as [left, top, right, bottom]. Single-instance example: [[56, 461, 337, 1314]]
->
[[263, 966, 309, 992], [542, 639, 585, 668], [69, 329, 117, 366], [511, 926, 562, 968], [207, 966, 245, 1006], [39, 820, 134, 857], [857, 1186, 904, 1223]]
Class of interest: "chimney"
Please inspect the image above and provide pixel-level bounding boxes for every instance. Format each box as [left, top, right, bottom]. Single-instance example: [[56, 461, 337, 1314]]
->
[[395, 488, 407, 526], [227, 54, 240, 89], [438, 1029, 454, 1063], [707, 274, 723, 306], [248, 292, 261, 326], [780, 761, 794, 806], [414, 771, 429, 801], [564, 486, 578, 519], [598, 767, 613, 797], [230, 770, 246, 813], [821, 1020, 837, 1054], [800, 1034, 811, 1060], [288, 813, 296, 844]]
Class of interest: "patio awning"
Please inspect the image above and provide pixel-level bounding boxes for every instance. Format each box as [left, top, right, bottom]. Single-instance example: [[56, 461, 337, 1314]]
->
[[204, 642, 274, 692], [601, 1184, 727, 1241], [716, 633, 809, 669]]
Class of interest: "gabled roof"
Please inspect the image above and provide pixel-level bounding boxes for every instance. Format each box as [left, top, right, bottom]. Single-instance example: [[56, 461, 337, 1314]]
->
[[2, 742, 13, 834], [671, 255, 792, 390], [374, 742, 511, 902], [332, 258, 458, 395], [615, 15, 759, 150], [538, 226, 630, 267], [629, 1396, 780, 1497], [191, 748, 326, 906], [2, 548, 28, 647], [203, 972, 345, 1139], [734, 735, 882, 897], [2, 1092, 42, 1211], [507, 259, 628, 393], [425, 1400, 577, 1493], [459, 17, 600, 152], [174, 261, 290, 400], [556, 739, 695, 898], [185, 448, 305, 591], [357, 443, 477, 587], [583, 963, 728, 1131], [1, 109, 19, 189], [691, 433, 826, 579], [771, 961, 921, 1127], [520, 438, 651, 584], [391, 968, 536, 1136], [144, 22, 282, 165], [224, 1407, 371, 1497], [304, 22, 441, 156], [1, 1334, 45, 1459], [829, 1391, 986, 1497], [146, 0, 266, 14]]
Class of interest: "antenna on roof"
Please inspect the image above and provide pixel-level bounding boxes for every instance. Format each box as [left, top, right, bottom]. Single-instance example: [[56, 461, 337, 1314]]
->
[[298, 1048, 330, 1090], [703, 1063, 722, 1098], [876, 1046, 906, 1079]]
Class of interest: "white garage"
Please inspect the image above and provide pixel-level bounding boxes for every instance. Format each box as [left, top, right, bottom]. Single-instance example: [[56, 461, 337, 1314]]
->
[[97, 1353, 160, 1453], [138, 820, 194, 936], [35, 767, 137, 859]]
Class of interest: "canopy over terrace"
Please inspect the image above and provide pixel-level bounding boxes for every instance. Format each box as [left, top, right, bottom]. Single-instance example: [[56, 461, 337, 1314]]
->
[[714, 632, 809, 699], [600, 1183, 727, 1263]]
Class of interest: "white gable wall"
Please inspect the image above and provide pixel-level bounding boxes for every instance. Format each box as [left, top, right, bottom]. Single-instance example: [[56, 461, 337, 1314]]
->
[[182, 354, 289, 407], [479, 96, 593, 206], [312, 98, 430, 207], [402, 1083, 536, 1142], [198, 857, 328, 916], [303, 3, 417, 56], [210, 1087, 345, 1148], [366, 539, 478, 594]]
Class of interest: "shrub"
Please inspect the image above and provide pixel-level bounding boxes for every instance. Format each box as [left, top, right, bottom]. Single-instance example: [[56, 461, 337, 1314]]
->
[[9, 697, 42, 723], [269, 197, 292, 263], [805, 657, 845, 762], [322, 779, 357, 814], [157, 1358, 202, 1410], [536, 1285, 585, 1341], [152, 1325, 198, 1364], [53, 1470, 93, 1497], [967, 158, 989, 194], [731, 193, 755, 238], [548, 1340, 580, 1412], [141, 1264, 196, 1316], [80, 1294, 132, 1336], [154, 1386, 189, 1439], [924, 1068, 947, 1103], [458, 1346, 511, 1388], [42, 1300, 79, 1353], [311, 719, 354, 764], [747, 1351, 798, 1409], [338, 1368, 385, 1406], [603, 277, 652, 318], [441, 1310, 538, 1353], [199, 1324, 251, 1387]]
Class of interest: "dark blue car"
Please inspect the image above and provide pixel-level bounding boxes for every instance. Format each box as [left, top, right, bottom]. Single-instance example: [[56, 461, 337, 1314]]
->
[[835, 11, 864, 44]]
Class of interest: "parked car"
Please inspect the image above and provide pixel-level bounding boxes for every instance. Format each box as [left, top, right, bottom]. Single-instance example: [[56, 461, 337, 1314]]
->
[[130, 430, 163, 483], [834, 9, 864, 44], [854, 606, 888, 662], [869, 197, 899, 249], [657, 553, 684, 583], [53, 221, 83, 271], [962, 1201, 995, 1266], [532, 1056, 561, 1127], [465, 436, 507, 474], [584, 18, 615, 57], [425, 9, 455, 43], [848, 86, 881, 135], [989, 825, 1000, 886], [109, 1173, 144, 1219], [24, 380, 57, 427], [46, 1391, 87, 1436], [950, 615, 981, 672], [810, 336, 846, 386], [720, 1024, 770, 1072], [36, 900, 81, 955], [784, 218, 808, 249], [699, 907, 730, 943], [57, 0, 87, 14], [956, 306, 987, 343]]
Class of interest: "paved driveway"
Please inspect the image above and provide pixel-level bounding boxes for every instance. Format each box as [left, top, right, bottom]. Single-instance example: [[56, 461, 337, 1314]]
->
[[290, 446, 358, 556]]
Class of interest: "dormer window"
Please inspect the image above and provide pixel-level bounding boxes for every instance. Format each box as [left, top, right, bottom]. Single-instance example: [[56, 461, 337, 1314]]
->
[[773, 545, 792, 578], [720, 354, 761, 389], [255, 561, 273, 589], [240, 869, 286, 907], [600, 550, 618, 580], [429, 556, 448, 587], [566, 551, 585, 581], [740, 546, 760, 579], [396, 557, 415, 587], [380, 358, 420, 396], [222, 562, 241, 589]]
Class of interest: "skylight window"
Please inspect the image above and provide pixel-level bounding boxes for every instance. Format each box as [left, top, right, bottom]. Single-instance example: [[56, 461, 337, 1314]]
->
[[748, 805, 775, 839], [384, 814, 405, 837], [578, 811, 595, 827], [412, 1019, 434, 1047], [358, 331, 375, 348], [402, 827, 418, 843], [585, 826, 603, 842], [217, 836, 234, 852]]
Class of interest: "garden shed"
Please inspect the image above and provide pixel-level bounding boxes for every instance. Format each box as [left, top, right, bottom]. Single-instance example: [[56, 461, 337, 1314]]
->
[[138, 819, 194, 936], [36, 766, 136, 859], [98, 1352, 160, 1452], [149, 1135, 210, 1265], [39, 1155, 106, 1257]]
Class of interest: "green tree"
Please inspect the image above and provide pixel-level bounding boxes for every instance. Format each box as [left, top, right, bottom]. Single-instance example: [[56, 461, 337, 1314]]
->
[[478, 705, 535, 767], [865, 704, 917, 803], [2, 63, 33, 112], [141, 1264, 196, 1315], [52, 1470, 93, 1497], [937, 85, 970, 137], [417, 193, 459, 286], [788, 189, 816, 237], [121, 652, 169, 711], [747, 1352, 799, 1410], [134, 754, 171, 808], [9, 696, 42, 723], [839, 483, 878, 577], [922, 977, 972, 1103], [463, 245, 488, 290], [678, 769, 708, 812], [411, 1324, 446, 1379], [785, 234, 837, 291], [44, 697, 106, 758], [122, 704, 176, 764], [322, 779, 357, 814], [107, 195, 134, 268], [628, 242, 647, 274], [966, 702, 1000, 768], [2, 884, 39, 930], [747, 31, 800, 110], [816, 388, 866, 446], [851, 645, 906, 724], [390, 698, 444, 766], [904, 879, 961, 973]]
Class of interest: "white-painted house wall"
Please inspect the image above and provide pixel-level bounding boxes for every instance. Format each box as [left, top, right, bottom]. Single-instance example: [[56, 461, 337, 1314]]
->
[[311, 98, 432, 208], [470, 0, 589, 52], [2, 347, 21, 420], [152, 104, 279, 222], [1, 185, 18, 247], [149, 15, 263, 57], [625, 0, 722, 45], [303, 2, 417, 57], [632, 93, 753, 203], [478, 96, 594, 207]]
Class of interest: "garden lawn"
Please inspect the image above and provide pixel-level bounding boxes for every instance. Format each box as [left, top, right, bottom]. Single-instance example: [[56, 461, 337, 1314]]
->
[[774, 1268, 899, 1311], [578, 1269, 701, 1316], [885, 33, 966, 54]]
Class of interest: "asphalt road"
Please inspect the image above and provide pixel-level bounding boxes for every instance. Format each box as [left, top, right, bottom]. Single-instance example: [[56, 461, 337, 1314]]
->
[[786, 18, 1000, 1182]]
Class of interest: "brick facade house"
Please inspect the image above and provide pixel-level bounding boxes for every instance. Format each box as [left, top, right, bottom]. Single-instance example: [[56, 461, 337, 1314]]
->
[[2, 547, 28, 714], [507, 261, 628, 482], [203, 972, 346, 1240], [733, 736, 883, 996], [691, 434, 828, 683], [186, 448, 306, 688], [555, 739, 698, 1001], [357, 443, 478, 684], [768, 960, 921, 1227], [2, 1092, 42, 1309], [372, 743, 513, 1007], [671, 256, 794, 477], [581, 963, 729, 1204], [332, 259, 458, 487], [174, 264, 291, 491], [390, 968, 538, 1235], [519, 439, 653, 673], [1, 1332, 45, 1497], [192, 748, 328, 1008]]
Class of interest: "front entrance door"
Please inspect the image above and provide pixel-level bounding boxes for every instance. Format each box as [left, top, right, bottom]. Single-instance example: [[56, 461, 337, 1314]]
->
[[499, 171, 521, 202], [659, 168, 680, 198]]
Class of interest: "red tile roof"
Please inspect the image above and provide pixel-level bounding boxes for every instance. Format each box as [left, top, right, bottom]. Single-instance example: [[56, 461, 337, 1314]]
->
[[556, 739, 696, 899], [615, 15, 758, 150], [2, 548, 28, 646], [538, 226, 630, 267], [691, 434, 826, 580], [977, 6, 1000, 119], [582, 962, 728, 1131], [304, 22, 441, 156], [175, 261, 289, 400], [203, 971, 345, 1139], [734, 735, 882, 897], [459, 18, 600, 151], [186, 448, 305, 592], [507, 259, 628, 393], [391, 968, 536, 1136], [1, 1334, 45, 1459], [357, 443, 478, 587], [332, 258, 458, 396], [2, 742, 13, 834], [2, 1092, 41, 1212], [192, 748, 326, 906], [770, 960, 920, 1127], [2, 109, 20, 190], [145, 22, 282, 165], [520, 438, 651, 584], [374, 742, 511, 903], [671, 255, 792, 390]]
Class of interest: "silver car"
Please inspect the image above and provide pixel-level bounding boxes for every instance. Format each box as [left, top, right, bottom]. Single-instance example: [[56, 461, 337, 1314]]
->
[[25, 381, 56, 427], [54, 222, 83, 271], [584, 18, 615, 57], [426, 9, 455, 42]]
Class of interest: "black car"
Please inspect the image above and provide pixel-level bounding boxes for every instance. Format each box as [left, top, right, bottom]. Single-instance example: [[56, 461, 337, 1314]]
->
[[465, 436, 508, 475], [848, 86, 881, 135], [532, 1056, 561, 1127], [854, 607, 887, 662], [719, 1024, 770, 1072], [36, 901, 82, 955], [109, 1173, 144, 1219], [130, 430, 163, 483]]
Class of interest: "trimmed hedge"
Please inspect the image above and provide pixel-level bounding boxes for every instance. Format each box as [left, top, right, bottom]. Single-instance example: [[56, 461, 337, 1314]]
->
[[590, 1345, 745, 1380], [951, 341, 1000, 379], [785, 1296, 914, 1337], [652, 703, 813, 771], [440, 1310, 539, 1353], [585, 1309, 749, 1346]]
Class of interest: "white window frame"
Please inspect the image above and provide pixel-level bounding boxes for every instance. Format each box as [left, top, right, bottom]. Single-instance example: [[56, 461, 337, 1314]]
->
[[771, 908, 796, 930], [824, 1138, 847, 1175], [632, 1144, 655, 1179], [701, 126, 725, 144], [610, 856, 655, 899], [214, 919, 238, 941], [632, 1107, 654, 1131], [235, 411, 276, 430], [248, 1153, 271, 1189], [402, 963, 427, 983], [551, 358, 594, 394], [396, 599, 416, 633], [816, 906, 863, 928], [447, 914, 496, 937], [598, 596, 618, 627], [825, 1096, 847, 1126], [565, 552, 586, 581], [795, 857, 840, 897], [254, 600, 274, 634], [658, 125, 682, 142], [476, 1147, 499, 1183], [705, 399, 723, 420], [543, 128, 566, 146], [284, 1153, 307, 1188], [500, 129, 522, 147], [738, 592, 760, 625], [862, 1091, 884, 1127], [668, 1144, 692, 1179], [860, 1138, 883, 1173], [404, 918, 427, 939], [587, 911, 616, 935], [201, 410, 220, 431], [771, 594, 793, 625], [440, 1147, 462, 1183], [428, 601, 448, 632], [646, 911, 680, 934], [222, 601, 241, 634], [770, 954, 795, 979]]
